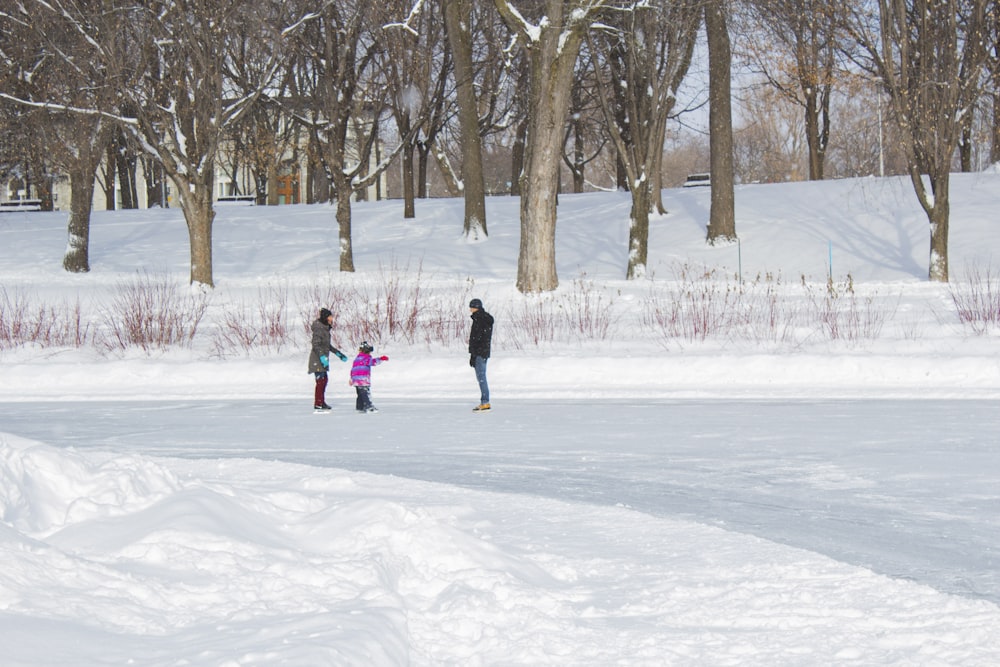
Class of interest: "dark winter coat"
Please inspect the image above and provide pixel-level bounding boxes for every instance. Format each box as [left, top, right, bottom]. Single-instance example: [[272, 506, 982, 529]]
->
[[308, 319, 343, 373], [468, 309, 494, 359]]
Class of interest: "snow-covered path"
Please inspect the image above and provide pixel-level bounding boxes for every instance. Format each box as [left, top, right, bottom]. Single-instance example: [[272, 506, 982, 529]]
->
[[4, 397, 997, 606]]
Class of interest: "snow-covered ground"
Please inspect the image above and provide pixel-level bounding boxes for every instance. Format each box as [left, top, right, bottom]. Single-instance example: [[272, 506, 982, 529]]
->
[[2, 173, 1000, 665]]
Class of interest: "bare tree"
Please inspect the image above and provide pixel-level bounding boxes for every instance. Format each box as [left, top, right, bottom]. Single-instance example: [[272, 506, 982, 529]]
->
[[493, 0, 622, 293], [562, 52, 611, 194], [10, 0, 293, 286], [128, 0, 292, 286], [224, 19, 303, 206], [705, 0, 738, 245], [739, 0, 843, 180], [386, 0, 452, 219], [841, 0, 995, 282], [589, 0, 701, 278], [733, 83, 808, 182], [444, 0, 489, 238], [988, 0, 1000, 164], [0, 1, 116, 273], [434, 2, 518, 202], [0, 108, 57, 210], [287, 1, 413, 272]]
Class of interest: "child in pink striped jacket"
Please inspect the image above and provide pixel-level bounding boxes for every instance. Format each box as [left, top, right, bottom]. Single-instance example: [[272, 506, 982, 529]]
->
[[350, 341, 388, 413]]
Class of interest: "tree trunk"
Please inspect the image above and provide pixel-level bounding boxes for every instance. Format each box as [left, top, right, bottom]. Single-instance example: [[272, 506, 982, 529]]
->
[[627, 182, 651, 279], [805, 91, 824, 180], [704, 0, 737, 245], [496, 0, 591, 293], [652, 112, 669, 215], [510, 116, 528, 196], [959, 119, 973, 172], [116, 131, 138, 209], [143, 158, 166, 208], [335, 184, 355, 272], [516, 31, 582, 293], [571, 115, 585, 193], [117, 155, 138, 209], [993, 65, 1000, 164], [929, 201, 950, 282], [444, 0, 489, 238], [911, 169, 951, 282], [267, 162, 279, 206], [102, 144, 117, 210], [63, 164, 97, 273], [402, 142, 416, 219], [431, 142, 463, 197], [616, 156, 629, 191], [417, 141, 430, 199], [177, 178, 216, 287], [611, 46, 631, 193]]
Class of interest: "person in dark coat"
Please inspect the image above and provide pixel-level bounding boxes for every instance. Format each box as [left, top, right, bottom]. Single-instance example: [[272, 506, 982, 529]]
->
[[308, 307, 347, 411], [468, 298, 494, 411]]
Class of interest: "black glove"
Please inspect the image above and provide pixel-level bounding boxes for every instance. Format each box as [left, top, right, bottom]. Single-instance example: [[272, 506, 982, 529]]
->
[[469, 354, 476, 368]]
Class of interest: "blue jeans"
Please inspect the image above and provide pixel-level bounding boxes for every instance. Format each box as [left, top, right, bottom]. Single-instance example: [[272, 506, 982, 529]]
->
[[473, 356, 489, 404]]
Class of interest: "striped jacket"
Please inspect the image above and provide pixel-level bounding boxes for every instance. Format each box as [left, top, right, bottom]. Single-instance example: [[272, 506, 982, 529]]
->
[[349, 352, 383, 386]]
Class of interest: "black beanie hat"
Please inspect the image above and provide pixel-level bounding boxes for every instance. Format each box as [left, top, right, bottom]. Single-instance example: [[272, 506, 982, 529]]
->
[[319, 308, 332, 321], [469, 298, 483, 309]]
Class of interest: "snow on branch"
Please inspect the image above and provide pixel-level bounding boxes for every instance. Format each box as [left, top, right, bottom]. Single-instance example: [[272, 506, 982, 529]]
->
[[384, 0, 425, 37], [0, 92, 137, 126]]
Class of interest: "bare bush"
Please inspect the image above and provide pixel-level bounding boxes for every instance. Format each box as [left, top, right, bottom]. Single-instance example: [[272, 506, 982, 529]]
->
[[728, 273, 800, 346], [0, 287, 93, 349], [641, 266, 895, 349], [640, 265, 742, 346], [212, 285, 292, 357], [99, 272, 210, 353], [563, 278, 618, 340], [805, 277, 896, 344], [500, 278, 619, 350], [301, 261, 470, 351], [505, 296, 559, 349], [949, 263, 1000, 335]]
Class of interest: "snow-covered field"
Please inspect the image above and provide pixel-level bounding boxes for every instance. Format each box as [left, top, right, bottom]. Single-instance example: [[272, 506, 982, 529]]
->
[[2, 173, 1000, 665]]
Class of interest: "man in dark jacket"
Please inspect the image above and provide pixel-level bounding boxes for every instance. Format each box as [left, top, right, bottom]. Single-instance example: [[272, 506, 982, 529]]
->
[[468, 298, 494, 411], [308, 307, 347, 411]]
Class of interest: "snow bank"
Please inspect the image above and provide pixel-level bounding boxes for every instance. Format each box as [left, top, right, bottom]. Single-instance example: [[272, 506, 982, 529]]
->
[[3, 435, 1000, 665]]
